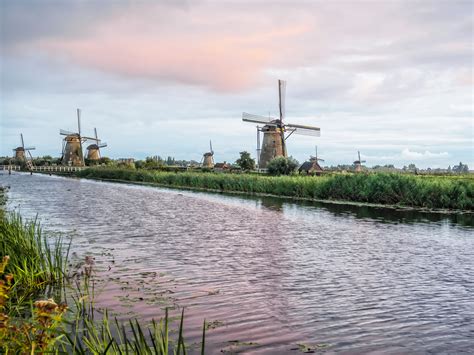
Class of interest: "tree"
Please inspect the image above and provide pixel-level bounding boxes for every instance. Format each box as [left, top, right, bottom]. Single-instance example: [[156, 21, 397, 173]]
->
[[267, 156, 299, 175], [236, 151, 255, 171], [453, 162, 469, 173]]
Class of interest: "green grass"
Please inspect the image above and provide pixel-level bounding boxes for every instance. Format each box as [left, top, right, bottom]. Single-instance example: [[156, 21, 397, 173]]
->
[[76, 168, 474, 210], [0, 187, 206, 353], [0, 212, 70, 314]]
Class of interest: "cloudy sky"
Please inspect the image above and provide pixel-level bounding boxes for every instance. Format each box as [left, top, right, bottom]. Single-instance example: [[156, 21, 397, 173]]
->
[[1, 0, 472, 168]]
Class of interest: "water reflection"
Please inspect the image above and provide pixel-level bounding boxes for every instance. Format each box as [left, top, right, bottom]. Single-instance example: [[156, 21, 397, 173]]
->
[[219, 192, 474, 228], [1, 172, 473, 354]]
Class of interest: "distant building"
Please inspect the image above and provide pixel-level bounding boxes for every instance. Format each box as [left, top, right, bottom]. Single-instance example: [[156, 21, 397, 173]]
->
[[214, 162, 230, 172], [117, 158, 135, 164], [299, 159, 323, 175]]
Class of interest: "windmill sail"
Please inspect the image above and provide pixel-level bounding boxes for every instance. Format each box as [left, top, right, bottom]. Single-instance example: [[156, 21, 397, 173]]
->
[[20, 133, 25, 148], [278, 80, 287, 156], [242, 112, 277, 125], [286, 123, 321, 136], [60, 129, 76, 136], [278, 79, 286, 123], [77, 108, 81, 136]]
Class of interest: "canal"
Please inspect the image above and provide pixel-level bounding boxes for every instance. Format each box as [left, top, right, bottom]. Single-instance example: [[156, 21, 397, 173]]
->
[[1, 172, 473, 353]]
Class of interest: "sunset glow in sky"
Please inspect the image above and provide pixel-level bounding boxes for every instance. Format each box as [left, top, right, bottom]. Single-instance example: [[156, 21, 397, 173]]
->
[[1, 0, 472, 167]]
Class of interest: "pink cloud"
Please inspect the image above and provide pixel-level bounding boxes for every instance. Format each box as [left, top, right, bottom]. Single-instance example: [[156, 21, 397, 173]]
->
[[32, 9, 311, 92]]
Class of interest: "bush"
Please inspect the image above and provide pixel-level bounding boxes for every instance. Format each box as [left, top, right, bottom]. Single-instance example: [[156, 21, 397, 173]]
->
[[236, 151, 255, 171], [267, 156, 299, 175]]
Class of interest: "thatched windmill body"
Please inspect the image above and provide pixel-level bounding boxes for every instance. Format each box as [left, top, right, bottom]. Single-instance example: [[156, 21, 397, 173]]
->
[[13, 134, 35, 160], [86, 128, 107, 161], [242, 80, 321, 169], [60, 109, 95, 166], [13, 134, 35, 170], [202, 140, 215, 168], [353, 151, 366, 172]]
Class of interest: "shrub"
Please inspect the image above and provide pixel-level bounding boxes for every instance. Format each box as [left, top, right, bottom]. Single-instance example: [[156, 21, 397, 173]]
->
[[267, 156, 299, 175]]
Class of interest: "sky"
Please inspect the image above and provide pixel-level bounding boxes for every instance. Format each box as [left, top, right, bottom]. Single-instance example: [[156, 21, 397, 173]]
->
[[0, 0, 472, 168]]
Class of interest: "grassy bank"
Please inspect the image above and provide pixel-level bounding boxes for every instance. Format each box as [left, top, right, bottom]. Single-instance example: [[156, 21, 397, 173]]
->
[[76, 168, 474, 211], [0, 186, 205, 353]]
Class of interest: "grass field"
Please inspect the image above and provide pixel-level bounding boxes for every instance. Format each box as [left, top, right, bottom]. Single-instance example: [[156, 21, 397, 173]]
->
[[76, 168, 474, 211]]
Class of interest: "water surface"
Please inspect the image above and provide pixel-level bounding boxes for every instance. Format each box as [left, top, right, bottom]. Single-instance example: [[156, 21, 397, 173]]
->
[[1, 172, 473, 354]]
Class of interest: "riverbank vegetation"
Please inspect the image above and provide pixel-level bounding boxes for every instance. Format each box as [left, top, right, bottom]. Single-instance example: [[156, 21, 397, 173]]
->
[[76, 167, 473, 211], [0, 187, 205, 353]]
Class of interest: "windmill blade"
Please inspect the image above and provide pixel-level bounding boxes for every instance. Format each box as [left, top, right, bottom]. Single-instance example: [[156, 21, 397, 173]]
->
[[20, 133, 25, 148], [318, 158, 325, 162], [361, 160, 366, 163], [285, 123, 321, 137], [77, 108, 81, 136], [209, 140, 213, 155], [242, 112, 276, 124], [256, 127, 261, 151], [278, 79, 286, 123], [94, 127, 98, 141], [60, 129, 76, 136], [98, 142, 108, 148], [24, 147, 36, 151], [243, 117, 278, 126], [358, 151, 361, 162]]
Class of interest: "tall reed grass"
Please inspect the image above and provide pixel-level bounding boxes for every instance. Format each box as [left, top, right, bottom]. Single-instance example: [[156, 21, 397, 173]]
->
[[0, 212, 70, 314], [0, 195, 205, 353], [77, 168, 474, 210]]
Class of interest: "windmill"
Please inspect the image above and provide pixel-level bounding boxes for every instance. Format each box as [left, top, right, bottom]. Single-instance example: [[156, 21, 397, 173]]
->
[[13, 134, 35, 170], [299, 145, 324, 174], [86, 128, 108, 162], [202, 140, 215, 168], [60, 109, 95, 166], [353, 151, 366, 172], [242, 80, 321, 168]]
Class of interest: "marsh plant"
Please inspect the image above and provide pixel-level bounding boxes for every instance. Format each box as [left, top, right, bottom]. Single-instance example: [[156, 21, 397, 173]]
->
[[77, 167, 473, 210], [0, 210, 205, 354]]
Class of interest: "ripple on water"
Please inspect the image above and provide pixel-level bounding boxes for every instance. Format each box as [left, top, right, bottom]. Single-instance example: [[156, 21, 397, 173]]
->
[[1, 172, 473, 353]]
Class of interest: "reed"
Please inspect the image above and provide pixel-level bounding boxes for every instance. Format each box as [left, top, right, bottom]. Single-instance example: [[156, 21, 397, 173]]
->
[[0, 192, 205, 353], [0, 212, 70, 314], [77, 168, 474, 210]]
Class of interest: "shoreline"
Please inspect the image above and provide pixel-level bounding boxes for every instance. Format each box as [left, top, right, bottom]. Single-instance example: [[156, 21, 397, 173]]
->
[[32, 171, 473, 216]]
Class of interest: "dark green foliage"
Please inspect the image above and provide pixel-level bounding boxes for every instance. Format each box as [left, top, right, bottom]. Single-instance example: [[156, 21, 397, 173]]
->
[[267, 156, 299, 175], [76, 168, 474, 210], [236, 151, 255, 171], [0, 213, 69, 314]]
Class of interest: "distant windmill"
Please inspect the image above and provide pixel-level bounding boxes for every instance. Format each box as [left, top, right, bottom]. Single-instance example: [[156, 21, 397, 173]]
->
[[202, 140, 215, 168], [311, 146, 325, 164], [299, 145, 324, 174], [86, 128, 108, 161], [242, 80, 321, 168], [13, 133, 35, 170], [60, 109, 95, 166], [353, 151, 366, 172]]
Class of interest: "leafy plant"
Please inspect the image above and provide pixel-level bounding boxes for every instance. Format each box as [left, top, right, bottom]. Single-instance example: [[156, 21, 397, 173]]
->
[[266, 156, 299, 175]]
